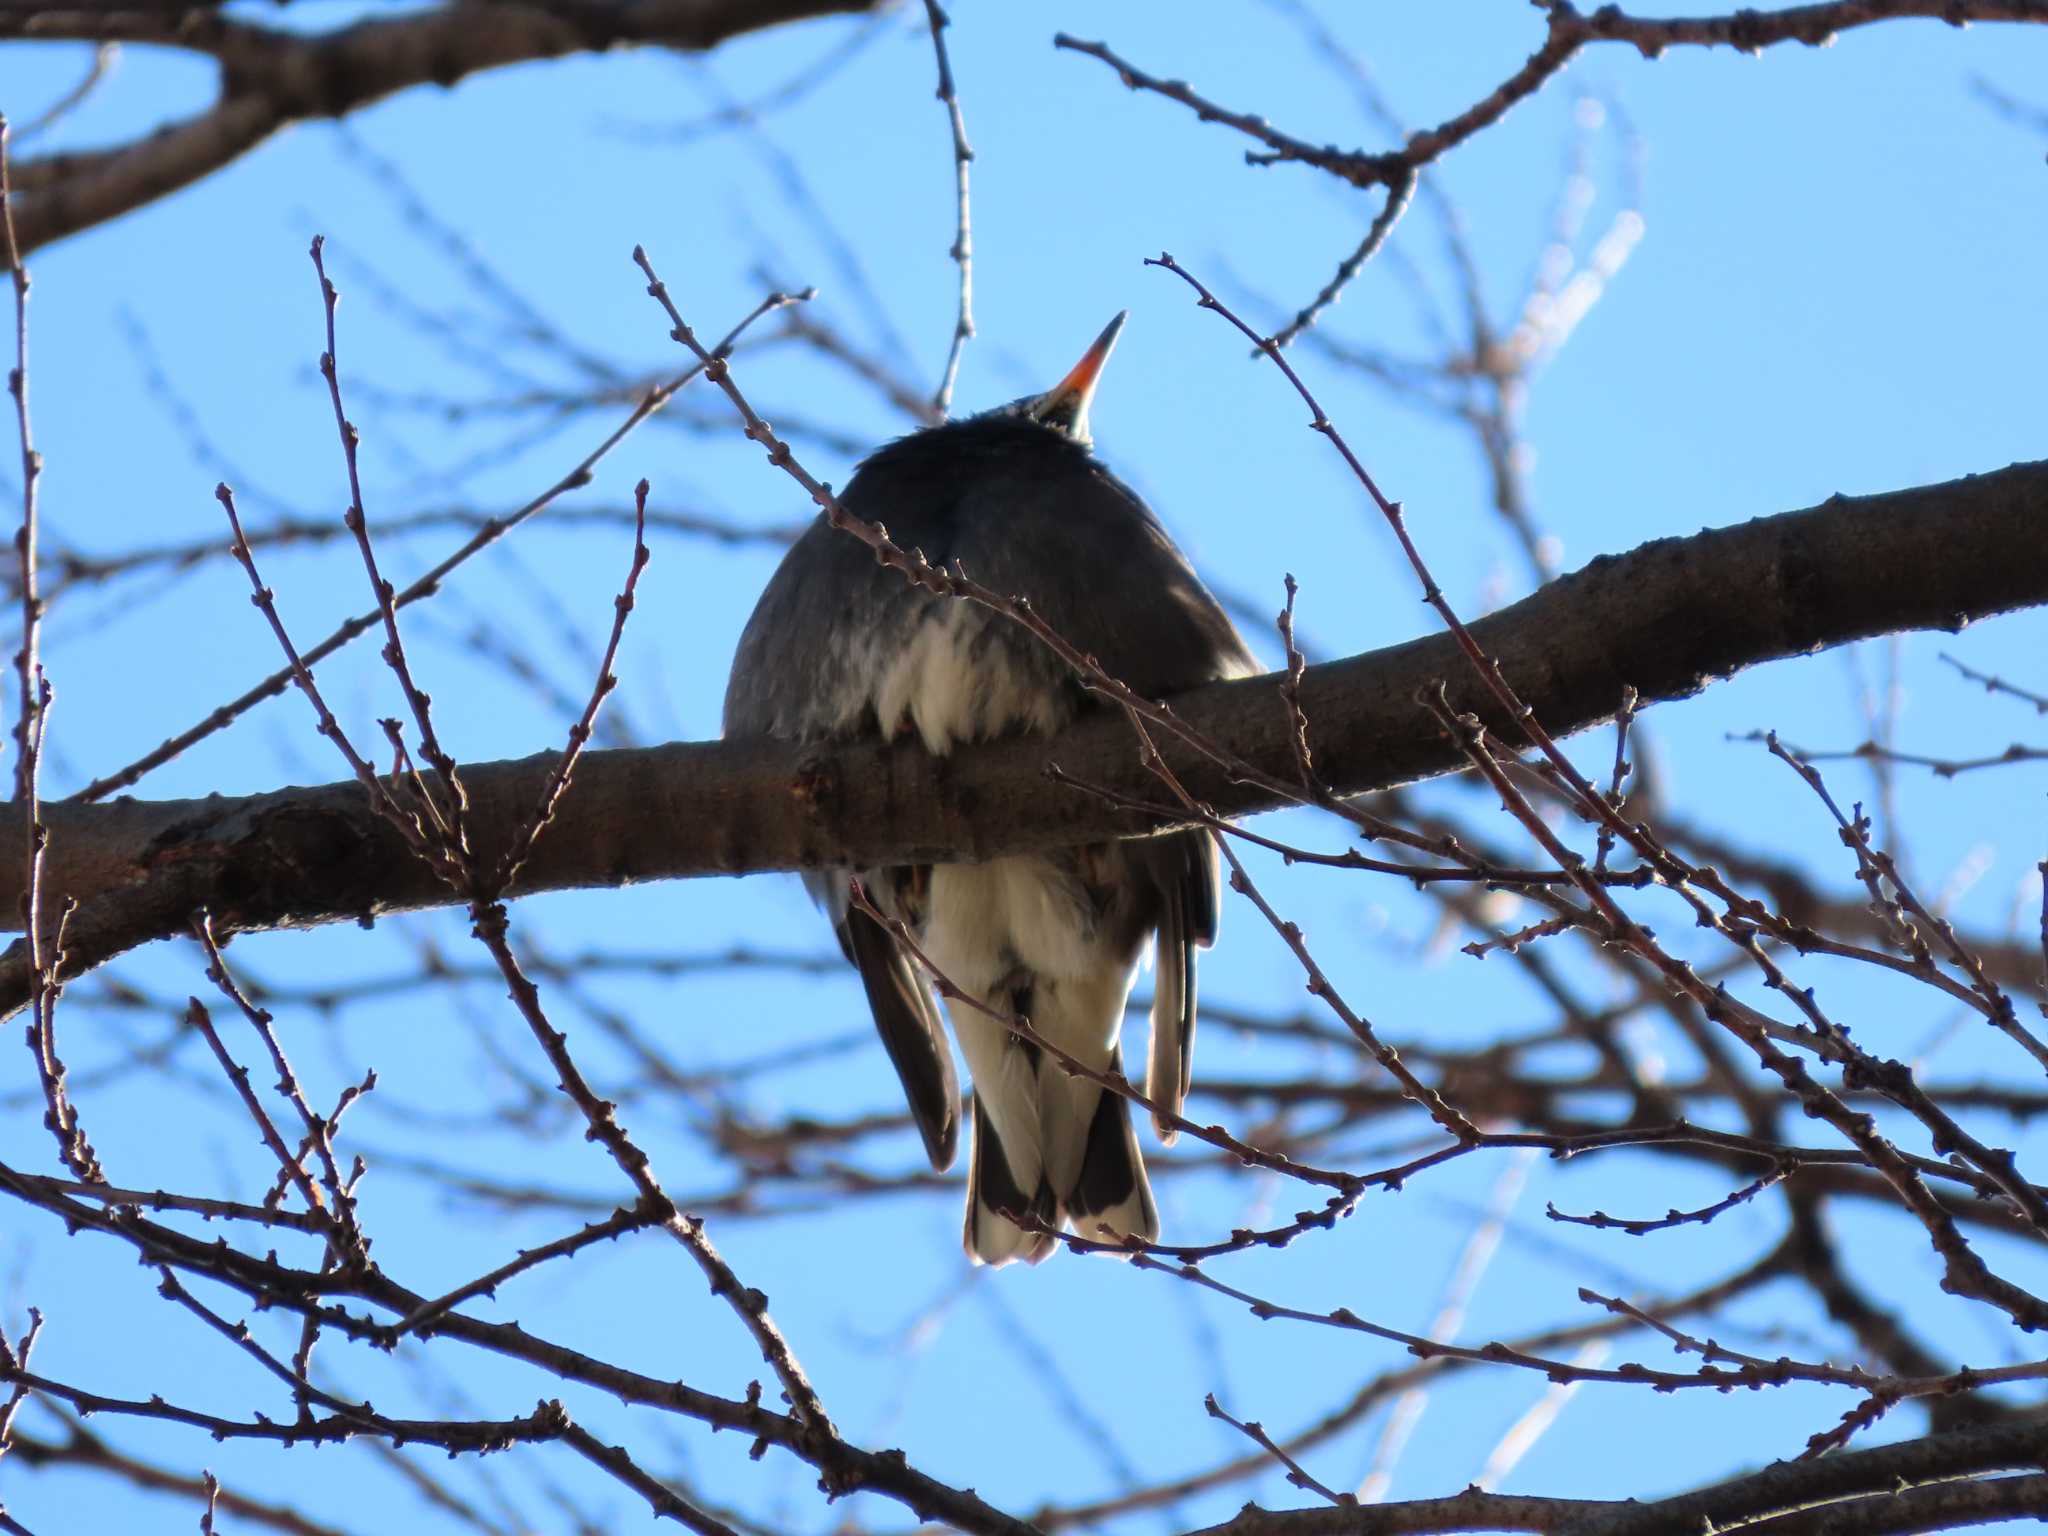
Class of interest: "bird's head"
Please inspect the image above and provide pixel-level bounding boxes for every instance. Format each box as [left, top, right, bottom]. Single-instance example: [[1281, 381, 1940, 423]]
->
[[979, 311, 1127, 447]]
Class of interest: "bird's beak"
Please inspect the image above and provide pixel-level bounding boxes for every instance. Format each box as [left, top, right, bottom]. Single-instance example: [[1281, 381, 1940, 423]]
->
[[1027, 312, 1127, 443]]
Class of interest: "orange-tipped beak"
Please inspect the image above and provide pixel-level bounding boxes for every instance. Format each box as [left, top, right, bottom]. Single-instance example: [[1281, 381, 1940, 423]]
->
[[1026, 312, 1128, 442]]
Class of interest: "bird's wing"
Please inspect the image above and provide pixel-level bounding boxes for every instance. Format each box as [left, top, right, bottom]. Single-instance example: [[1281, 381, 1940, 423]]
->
[[728, 516, 964, 1174], [1147, 829, 1220, 1144], [838, 905, 960, 1171]]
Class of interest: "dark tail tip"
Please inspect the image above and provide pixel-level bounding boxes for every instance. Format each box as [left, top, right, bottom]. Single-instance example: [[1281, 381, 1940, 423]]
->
[[964, 1093, 1058, 1265], [1066, 1084, 1159, 1247]]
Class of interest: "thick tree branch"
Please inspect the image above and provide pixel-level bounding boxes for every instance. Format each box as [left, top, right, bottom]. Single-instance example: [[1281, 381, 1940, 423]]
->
[[3, 0, 883, 259], [0, 458, 2042, 1018], [1189, 1416, 2048, 1535]]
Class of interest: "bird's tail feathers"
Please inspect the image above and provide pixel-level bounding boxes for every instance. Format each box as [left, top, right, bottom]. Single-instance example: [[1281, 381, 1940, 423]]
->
[[1147, 882, 1197, 1145], [1064, 1076, 1158, 1250], [964, 1092, 1058, 1266], [842, 907, 959, 1171], [957, 960, 1162, 1263]]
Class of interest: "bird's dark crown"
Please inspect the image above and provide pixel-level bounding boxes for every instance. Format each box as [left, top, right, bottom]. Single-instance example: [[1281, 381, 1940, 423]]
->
[[861, 411, 1102, 477]]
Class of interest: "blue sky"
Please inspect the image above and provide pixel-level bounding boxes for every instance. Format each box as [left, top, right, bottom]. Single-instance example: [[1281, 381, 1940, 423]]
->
[[2, 4, 2047, 1531]]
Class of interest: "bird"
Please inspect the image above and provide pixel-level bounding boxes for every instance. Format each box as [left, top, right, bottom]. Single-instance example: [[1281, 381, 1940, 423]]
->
[[723, 314, 1255, 1264]]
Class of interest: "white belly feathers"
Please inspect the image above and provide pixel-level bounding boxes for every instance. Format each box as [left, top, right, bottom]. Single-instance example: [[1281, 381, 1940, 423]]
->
[[867, 602, 1067, 756], [923, 858, 1112, 995], [859, 599, 1125, 1015]]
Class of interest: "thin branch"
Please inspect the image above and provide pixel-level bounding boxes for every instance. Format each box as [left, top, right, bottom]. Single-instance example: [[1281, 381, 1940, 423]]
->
[[1592, 685, 1637, 875], [1, 1161, 1039, 1536], [312, 236, 480, 885], [192, 913, 369, 1265], [1269, 170, 1416, 351], [1546, 1163, 1789, 1236], [73, 285, 808, 803], [493, 478, 651, 893], [183, 997, 332, 1225], [7, 1417, 351, 1536], [919, 0, 975, 416], [1205, 1395, 1354, 1507], [28, 503, 793, 603], [1058, 5, 2048, 199], [388, 1203, 657, 1340], [0, 1308, 45, 1461], [1737, 727, 2047, 778], [1, 117, 93, 1184], [1942, 649, 2048, 714]]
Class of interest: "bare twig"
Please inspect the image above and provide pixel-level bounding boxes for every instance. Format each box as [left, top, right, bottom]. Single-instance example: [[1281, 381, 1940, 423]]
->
[[216, 482, 456, 881], [1592, 685, 1637, 875], [388, 1203, 658, 1341], [192, 913, 369, 1266], [919, 0, 975, 416], [76, 287, 810, 803], [1269, 170, 1415, 351], [2, 118, 93, 1184], [183, 997, 331, 1225], [494, 478, 651, 893], [1942, 649, 2048, 714], [1205, 1394, 1354, 1506], [1059, 5, 2048, 198], [1762, 735, 2048, 1073], [0, 1308, 45, 1461], [1275, 573, 1319, 791], [1734, 727, 2047, 779], [311, 236, 480, 886], [1547, 1163, 1790, 1236]]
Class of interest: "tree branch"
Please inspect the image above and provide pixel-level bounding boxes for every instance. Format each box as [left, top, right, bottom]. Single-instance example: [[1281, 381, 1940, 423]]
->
[[4, 0, 884, 260], [1060, 3, 2048, 199], [0, 458, 2042, 1018], [8, 1419, 354, 1536], [1191, 1417, 2048, 1536]]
